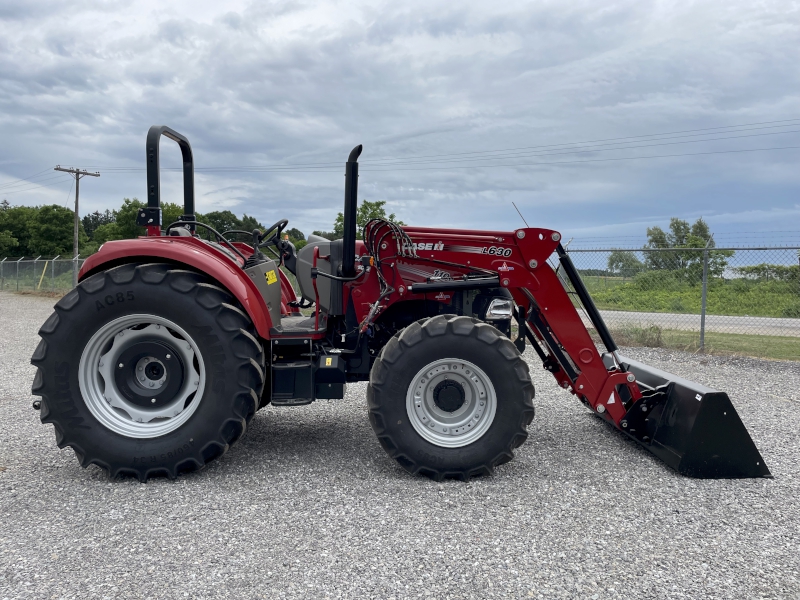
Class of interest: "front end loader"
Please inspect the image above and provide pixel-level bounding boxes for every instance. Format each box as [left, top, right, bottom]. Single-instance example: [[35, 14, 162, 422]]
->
[[30, 125, 770, 481]]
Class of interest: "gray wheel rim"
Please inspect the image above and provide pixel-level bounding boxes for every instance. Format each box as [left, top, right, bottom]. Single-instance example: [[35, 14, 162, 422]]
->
[[78, 314, 206, 439], [406, 358, 497, 448]]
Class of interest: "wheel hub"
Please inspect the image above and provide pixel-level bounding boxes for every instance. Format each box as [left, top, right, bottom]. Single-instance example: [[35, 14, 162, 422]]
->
[[406, 359, 497, 448], [432, 380, 465, 412], [79, 316, 205, 439], [114, 341, 185, 409]]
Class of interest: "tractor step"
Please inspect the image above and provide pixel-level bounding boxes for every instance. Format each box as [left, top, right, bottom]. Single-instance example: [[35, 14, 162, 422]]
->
[[270, 355, 347, 405]]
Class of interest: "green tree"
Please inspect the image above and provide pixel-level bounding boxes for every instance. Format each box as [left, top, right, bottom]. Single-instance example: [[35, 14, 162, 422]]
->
[[0, 205, 38, 255], [0, 230, 18, 255], [80, 221, 125, 255], [203, 210, 244, 235], [113, 198, 205, 240], [29, 205, 86, 256], [114, 198, 146, 239], [319, 200, 405, 241], [286, 227, 304, 241], [607, 249, 644, 278], [82, 209, 116, 240], [643, 217, 732, 281], [240, 214, 264, 232]]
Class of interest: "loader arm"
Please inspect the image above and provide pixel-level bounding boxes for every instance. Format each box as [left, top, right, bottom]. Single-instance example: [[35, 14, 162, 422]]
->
[[361, 223, 770, 479]]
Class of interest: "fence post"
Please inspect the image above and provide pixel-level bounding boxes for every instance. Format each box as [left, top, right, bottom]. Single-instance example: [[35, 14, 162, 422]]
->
[[699, 247, 709, 352], [16, 257, 23, 291], [72, 254, 81, 289], [33, 256, 40, 292], [0, 257, 5, 291], [51, 255, 60, 292]]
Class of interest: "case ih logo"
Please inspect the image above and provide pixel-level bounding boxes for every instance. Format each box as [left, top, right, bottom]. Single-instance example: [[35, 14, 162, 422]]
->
[[498, 262, 514, 272], [434, 292, 451, 301], [412, 241, 445, 251]]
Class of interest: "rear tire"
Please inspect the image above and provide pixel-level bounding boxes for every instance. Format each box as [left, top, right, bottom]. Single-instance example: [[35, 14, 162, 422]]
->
[[367, 315, 534, 480], [31, 263, 265, 481]]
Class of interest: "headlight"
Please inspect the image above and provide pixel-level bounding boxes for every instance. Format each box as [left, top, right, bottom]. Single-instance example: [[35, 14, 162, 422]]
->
[[485, 298, 513, 320]]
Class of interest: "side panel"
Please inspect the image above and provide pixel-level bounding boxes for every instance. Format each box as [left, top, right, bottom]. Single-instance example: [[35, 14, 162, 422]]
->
[[80, 237, 274, 338]]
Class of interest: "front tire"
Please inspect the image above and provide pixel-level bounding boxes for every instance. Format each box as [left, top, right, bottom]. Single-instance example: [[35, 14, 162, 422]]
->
[[367, 315, 534, 480], [31, 263, 265, 481]]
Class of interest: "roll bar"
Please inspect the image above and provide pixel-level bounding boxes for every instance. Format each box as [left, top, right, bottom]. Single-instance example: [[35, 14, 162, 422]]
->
[[137, 125, 195, 235]]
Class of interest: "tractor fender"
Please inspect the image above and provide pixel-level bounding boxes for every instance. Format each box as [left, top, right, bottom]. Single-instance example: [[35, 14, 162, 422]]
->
[[79, 237, 274, 338]]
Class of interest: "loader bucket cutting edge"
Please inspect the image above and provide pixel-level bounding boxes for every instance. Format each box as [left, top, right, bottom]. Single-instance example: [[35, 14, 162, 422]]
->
[[603, 355, 771, 479]]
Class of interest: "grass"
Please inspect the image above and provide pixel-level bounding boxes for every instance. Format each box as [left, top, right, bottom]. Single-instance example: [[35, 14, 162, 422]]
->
[[592, 324, 800, 362], [580, 274, 800, 319]]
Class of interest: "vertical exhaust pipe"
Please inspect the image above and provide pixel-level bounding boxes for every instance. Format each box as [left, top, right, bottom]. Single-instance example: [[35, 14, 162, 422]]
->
[[342, 145, 362, 277]]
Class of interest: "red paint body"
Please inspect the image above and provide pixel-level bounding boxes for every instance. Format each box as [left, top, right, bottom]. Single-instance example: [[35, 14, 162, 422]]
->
[[81, 225, 641, 426]]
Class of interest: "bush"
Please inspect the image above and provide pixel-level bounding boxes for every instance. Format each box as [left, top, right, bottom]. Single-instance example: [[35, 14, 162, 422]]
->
[[782, 303, 800, 318], [632, 270, 684, 291]]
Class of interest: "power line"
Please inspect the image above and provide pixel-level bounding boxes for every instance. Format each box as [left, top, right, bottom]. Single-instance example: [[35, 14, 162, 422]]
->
[[360, 145, 800, 172], [347, 128, 800, 168], [1, 176, 74, 196], [78, 116, 800, 173], [64, 177, 75, 208], [82, 139, 800, 175], [0, 167, 55, 190], [360, 121, 800, 165], [0, 172, 74, 192]]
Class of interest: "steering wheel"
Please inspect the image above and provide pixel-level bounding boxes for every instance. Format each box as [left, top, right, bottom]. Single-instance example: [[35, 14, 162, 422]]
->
[[258, 219, 289, 248]]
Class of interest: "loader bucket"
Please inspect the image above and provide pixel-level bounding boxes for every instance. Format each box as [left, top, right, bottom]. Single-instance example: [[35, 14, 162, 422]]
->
[[603, 355, 771, 478]]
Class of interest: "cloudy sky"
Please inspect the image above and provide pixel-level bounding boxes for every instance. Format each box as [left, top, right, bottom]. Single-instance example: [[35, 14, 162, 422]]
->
[[1, 0, 798, 246]]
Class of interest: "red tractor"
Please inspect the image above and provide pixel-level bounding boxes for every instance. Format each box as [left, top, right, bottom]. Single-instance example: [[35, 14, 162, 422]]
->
[[31, 126, 770, 481]]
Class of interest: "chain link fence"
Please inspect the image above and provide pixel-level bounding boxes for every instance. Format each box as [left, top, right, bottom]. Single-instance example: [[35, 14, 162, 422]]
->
[[0, 257, 86, 293], [2, 246, 798, 359], [563, 246, 800, 360]]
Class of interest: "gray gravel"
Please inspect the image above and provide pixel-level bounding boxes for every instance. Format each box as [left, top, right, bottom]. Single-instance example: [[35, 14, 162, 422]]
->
[[1, 290, 799, 599]]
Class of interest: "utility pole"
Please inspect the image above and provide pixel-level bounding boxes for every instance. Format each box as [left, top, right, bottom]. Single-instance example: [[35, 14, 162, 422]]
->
[[54, 166, 100, 286]]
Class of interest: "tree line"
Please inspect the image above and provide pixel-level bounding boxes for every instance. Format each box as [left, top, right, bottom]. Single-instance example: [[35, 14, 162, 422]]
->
[[0, 196, 404, 258]]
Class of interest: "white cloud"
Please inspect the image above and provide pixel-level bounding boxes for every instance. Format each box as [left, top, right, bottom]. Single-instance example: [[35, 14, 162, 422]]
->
[[0, 0, 798, 240]]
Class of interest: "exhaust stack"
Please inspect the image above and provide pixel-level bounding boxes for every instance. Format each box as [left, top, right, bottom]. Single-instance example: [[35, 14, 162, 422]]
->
[[342, 145, 362, 277]]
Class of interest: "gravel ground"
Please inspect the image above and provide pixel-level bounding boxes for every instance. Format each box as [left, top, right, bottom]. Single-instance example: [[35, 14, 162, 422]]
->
[[1, 290, 798, 600]]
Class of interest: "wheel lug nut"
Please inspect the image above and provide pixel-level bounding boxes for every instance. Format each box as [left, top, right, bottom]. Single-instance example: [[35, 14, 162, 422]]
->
[[166, 354, 171, 359], [151, 398, 156, 404], [118, 363, 123, 368]]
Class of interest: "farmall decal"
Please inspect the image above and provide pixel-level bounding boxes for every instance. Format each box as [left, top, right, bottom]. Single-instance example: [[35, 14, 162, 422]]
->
[[433, 292, 451, 301]]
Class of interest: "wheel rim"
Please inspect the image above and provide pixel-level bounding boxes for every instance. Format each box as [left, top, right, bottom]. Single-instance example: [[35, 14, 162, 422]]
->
[[79, 314, 206, 439], [406, 358, 497, 448]]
